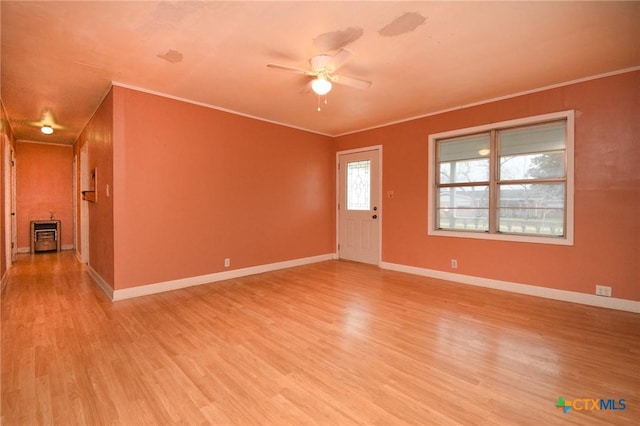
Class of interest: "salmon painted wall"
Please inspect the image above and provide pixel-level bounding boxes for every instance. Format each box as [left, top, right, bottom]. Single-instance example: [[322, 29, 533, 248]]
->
[[76, 89, 115, 288], [15, 141, 73, 251], [336, 71, 640, 301], [111, 86, 335, 290]]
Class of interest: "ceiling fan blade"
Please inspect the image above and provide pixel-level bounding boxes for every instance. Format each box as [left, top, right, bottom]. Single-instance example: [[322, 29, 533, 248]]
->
[[330, 48, 352, 71], [267, 63, 313, 75], [332, 74, 372, 90]]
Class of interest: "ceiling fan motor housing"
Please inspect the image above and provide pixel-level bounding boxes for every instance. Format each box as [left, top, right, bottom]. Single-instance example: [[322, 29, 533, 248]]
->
[[310, 54, 333, 73]]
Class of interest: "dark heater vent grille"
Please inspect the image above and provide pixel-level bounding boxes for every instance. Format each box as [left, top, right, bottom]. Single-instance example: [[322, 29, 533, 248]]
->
[[31, 221, 61, 253]]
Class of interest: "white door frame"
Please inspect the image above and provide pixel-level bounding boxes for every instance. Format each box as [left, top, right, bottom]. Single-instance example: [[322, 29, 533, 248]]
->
[[10, 145, 16, 262], [3, 136, 16, 266], [79, 143, 89, 263], [72, 154, 78, 252], [336, 145, 382, 265]]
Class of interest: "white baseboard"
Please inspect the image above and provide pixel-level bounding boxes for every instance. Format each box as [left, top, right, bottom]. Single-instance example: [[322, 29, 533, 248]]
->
[[86, 264, 114, 300], [112, 253, 335, 301], [17, 246, 75, 253], [380, 261, 640, 313]]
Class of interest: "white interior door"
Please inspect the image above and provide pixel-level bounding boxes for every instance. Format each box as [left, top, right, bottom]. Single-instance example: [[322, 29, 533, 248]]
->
[[338, 148, 380, 265]]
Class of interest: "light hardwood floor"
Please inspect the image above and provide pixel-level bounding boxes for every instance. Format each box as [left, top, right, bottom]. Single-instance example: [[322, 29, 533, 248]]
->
[[1, 251, 638, 425]]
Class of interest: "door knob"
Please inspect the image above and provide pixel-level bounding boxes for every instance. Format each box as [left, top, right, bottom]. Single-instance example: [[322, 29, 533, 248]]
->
[[372, 214, 378, 219]]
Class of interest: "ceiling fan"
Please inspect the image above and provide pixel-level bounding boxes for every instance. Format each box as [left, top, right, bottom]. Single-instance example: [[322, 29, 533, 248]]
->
[[267, 48, 372, 97]]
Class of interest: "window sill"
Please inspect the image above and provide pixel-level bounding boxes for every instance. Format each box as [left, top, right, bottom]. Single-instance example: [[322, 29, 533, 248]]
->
[[428, 228, 574, 246]]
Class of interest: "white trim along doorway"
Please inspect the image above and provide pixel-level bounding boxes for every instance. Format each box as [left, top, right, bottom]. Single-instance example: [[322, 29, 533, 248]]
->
[[336, 146, 382, 265], [3, 136, 17, 266]]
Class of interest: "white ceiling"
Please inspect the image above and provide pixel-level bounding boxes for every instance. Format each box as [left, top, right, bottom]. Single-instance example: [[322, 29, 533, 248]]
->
[[2, 1, 639, 145]]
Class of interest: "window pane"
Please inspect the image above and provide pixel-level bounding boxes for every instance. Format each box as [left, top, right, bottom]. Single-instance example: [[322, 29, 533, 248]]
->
[[439, 133, 490, 162], [437, 186, 489, 231], [440, 158, 490, 184], [499, 121, 566, 156], [438, 134, 490, 184], [498, 183, 565, 236], [346, 160, 370, 210], [500, 151, 565, 181]]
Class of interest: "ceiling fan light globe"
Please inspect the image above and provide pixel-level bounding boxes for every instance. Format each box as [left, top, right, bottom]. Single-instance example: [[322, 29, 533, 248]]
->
[[311, 78, 332, 95], [41, 125, 54, 135]]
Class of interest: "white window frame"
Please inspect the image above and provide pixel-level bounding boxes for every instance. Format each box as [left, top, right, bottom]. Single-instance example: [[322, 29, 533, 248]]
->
[[428, 110, 574, 246]]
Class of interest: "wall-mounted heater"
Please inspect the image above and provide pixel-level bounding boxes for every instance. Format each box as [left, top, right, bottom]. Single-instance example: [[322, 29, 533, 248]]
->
[[31, 220, 61, 253]]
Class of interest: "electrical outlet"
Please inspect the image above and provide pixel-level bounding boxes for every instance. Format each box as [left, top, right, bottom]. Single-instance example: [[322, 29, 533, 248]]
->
[[595, 284, 612, 297], [451, 259, 458, 269], [224, 258, 230, 268]]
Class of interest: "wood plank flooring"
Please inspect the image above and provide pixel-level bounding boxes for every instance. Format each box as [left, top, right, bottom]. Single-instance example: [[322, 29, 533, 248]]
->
[[1, 251, 639, 425]]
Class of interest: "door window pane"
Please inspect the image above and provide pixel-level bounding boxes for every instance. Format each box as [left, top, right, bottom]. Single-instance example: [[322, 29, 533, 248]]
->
[[347, 160, 370, 210]]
